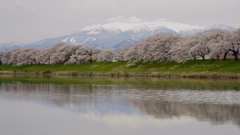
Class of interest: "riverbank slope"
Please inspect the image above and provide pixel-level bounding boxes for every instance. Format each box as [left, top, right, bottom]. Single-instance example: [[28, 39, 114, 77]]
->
[[0, 60, 240, 78]]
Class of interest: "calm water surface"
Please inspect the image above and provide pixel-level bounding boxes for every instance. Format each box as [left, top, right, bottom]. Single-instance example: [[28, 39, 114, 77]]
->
[[0, 76, 240, 135]]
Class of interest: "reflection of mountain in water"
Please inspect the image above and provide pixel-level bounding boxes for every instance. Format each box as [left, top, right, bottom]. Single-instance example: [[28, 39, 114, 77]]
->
[[1, 81, 240, 126]]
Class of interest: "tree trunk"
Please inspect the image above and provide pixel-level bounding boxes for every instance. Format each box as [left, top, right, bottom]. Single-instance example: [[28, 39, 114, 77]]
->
[[234, 52, 239, 61], [193, 56, 196, 61], [202, 55, 205, 61], [229, 48, 239, 61], [223, 52, 228, 61], [163, 57, 167, 62], [89, 54, 93, 63]]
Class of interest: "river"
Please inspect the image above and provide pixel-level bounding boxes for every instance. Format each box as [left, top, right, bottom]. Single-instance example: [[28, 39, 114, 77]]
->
[[0, 76, 240, 135]]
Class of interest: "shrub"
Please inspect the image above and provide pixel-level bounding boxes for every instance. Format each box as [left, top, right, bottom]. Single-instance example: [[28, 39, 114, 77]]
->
[[42, 69, 52, 75]]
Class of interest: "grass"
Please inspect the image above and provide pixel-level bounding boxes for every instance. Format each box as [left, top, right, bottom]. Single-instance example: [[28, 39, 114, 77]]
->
[[1, 59, 240, 72], [1, 59, 240, 78], [1, 75, 240, 91]]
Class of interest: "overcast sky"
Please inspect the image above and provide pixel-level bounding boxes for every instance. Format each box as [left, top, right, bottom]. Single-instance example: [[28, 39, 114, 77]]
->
[[0, 0, 240, 44]]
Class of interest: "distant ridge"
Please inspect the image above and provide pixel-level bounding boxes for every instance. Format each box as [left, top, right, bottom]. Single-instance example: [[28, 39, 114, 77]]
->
[[113, 39, 138, 50], [0, 42, 26, 51], [210, 23, 236, 32], [0, 22, 236, 51]]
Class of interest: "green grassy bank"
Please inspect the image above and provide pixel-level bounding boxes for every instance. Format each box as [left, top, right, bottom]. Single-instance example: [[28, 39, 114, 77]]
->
[[1, 60, 240, 78], [1, 75, 240, 91]]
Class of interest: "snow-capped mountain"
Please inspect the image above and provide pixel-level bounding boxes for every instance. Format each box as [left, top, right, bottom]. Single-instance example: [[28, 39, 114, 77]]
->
[[58, 21, 207, 49], [113, 39, 138, 50], [0, 42, 26, 51], [0, 22, 236, 51], [210, 23, 236, 32]]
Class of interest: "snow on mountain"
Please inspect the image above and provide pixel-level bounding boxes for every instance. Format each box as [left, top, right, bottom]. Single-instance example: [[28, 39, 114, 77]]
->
[[77, 23, 138, 34], [75, 21, 206, 37], [91, 22, 206, 48], [0, 21, 236, 51], [210, 23, 236, 32], [64, 21, 207, 49], [131, 22, 206, 33]]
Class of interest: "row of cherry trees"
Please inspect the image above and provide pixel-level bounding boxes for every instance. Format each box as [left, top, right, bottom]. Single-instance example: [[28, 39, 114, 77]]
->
[[124, 28, 240, 63], [0, 44, 117, 66], [0, 28, 240, 66]]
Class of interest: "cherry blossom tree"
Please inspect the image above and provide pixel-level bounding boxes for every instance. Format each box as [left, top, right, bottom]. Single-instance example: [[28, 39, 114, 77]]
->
[[206, 29, 232, 60], [170, 37, 192, 62], [16, 48, 40, 66], [1, 51, 10, 65], [27, 48, 41, 64], [137, 39, 154, 62], [82, 45, 100, 63], [188, 33, 212, 61], [98, 48, 116, 62], [8, 49, 24, 65], [0, 51, 5, 65], [138, 34, 180, 62], [123, 45, 139, 62], [231, 28, 240, 60], [50, 44, 77, 64], [115, 46, 131, 62], [64, 45, 100, 64], [36, 44, 64, 64]]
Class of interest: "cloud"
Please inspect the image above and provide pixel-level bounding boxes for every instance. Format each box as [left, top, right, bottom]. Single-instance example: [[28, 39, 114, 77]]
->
[[81, 112, 194, 129], [105, 16, 147, 23]]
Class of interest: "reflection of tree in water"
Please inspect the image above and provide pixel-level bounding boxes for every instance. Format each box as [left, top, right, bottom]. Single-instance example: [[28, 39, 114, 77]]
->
[[131, 100, 240, 126], [1, 82, 240, 126]]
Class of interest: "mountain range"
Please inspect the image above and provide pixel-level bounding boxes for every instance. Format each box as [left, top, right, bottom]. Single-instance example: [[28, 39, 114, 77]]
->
[[0, 22, 236, 51]]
